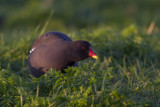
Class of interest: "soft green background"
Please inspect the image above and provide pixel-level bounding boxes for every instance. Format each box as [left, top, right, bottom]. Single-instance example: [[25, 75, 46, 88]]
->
[[1, 0, 160, 30]]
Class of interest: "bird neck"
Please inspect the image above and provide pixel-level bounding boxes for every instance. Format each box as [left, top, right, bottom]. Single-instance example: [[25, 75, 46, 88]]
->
[[67, 42, 83, 62]]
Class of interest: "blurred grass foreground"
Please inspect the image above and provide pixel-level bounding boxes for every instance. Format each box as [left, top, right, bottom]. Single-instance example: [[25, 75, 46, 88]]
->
[[1, 0, 160, 106]]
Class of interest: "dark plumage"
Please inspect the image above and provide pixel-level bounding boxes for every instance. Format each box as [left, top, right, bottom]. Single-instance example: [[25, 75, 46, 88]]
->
[[28, 31, 97, 78]]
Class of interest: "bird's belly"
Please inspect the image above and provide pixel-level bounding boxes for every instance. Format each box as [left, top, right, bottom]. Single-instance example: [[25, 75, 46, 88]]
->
[[29, 46, 70, 71]]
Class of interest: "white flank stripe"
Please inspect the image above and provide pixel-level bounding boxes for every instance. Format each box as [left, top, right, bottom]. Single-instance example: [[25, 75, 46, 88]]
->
[[30, 47, 36, 53]]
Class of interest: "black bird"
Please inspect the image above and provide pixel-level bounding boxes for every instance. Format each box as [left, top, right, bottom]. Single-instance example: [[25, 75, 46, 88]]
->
[[28, 31, 98, 78]]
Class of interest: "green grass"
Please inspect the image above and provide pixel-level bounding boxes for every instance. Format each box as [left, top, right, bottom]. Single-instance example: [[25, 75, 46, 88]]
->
[[1, 24, 160, 106]]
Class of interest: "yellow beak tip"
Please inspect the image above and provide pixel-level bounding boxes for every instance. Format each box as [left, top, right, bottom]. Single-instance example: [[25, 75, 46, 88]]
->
[[92, 55, 98, 59]]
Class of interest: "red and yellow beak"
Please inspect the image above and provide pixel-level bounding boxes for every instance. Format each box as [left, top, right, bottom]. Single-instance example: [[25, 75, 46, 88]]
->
[[89, 46, 98, 59]]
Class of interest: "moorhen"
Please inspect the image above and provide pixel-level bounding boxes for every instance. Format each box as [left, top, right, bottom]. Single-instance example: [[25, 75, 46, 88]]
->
[[28, 31, 97, 78]]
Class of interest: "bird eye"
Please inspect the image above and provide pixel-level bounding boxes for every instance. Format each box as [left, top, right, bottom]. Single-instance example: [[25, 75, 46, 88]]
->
[[82, 46, 86, 51]]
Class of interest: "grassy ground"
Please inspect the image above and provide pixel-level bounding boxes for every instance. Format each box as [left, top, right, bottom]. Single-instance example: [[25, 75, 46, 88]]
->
[[1, 24, 160, 106]]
